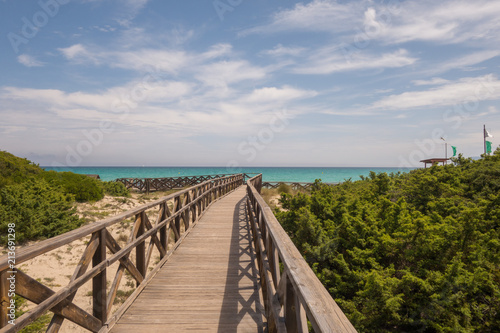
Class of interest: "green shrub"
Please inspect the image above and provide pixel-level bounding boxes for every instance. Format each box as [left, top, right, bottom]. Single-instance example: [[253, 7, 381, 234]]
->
[[0, 178, 84, 245], [100, 181, 131, 197], [0, 151, 42, 188], [277, 183, 292, 194], [0, 151, 133, 246], [41, 171, 104, 202], [276, 152, 500, 332]]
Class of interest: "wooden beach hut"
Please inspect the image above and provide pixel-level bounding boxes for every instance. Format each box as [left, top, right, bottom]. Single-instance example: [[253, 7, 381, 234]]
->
[[420, 158, 449, 168]]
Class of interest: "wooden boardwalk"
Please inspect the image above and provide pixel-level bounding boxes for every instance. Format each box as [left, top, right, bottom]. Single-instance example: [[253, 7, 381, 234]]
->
[[109, 187, 265, 332], [1, 175, 357, 333]]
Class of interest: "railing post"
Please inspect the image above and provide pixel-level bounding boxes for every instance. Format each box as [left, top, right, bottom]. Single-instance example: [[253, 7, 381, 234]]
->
[[160, 203, 168, 259], [92, 229, 107, 325], [201, 184, 207, 211], [268, 237, 280, 289], [136, 212, 146, 282], [191, 189, 197, 224], [211, 181, 215, 201], [201, 184, 205, 210], [196, 185, 205, 211], [260, 211, 267, 245], [284, 269, 308, 333], [295, 296, 308, 333], [0, 269, 8, 328], [184, 192, 191, 230], [174, 197, 182, 241]]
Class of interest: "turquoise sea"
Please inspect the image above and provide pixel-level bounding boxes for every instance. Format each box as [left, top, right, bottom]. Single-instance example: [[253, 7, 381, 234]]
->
[[42, 166, 416, 183]]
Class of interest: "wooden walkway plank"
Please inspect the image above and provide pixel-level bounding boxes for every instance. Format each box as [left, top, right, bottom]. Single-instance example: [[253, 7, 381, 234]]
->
[[109, 187, 265, 332]]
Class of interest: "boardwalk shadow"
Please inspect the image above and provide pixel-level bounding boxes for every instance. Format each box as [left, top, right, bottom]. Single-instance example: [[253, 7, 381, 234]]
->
[[218, 195, 265, 332]]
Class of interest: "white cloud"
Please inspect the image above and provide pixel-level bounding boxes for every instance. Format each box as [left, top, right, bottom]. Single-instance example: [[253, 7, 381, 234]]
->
[[412, 78, 450, 86], [436, 50, 500, 73], [374, 89, 394, 94], [17, 54, 44, 67], [363, 0, 500, 44], [200, 43, 233, 60], [0, 70, 298, 139], [58, 42, 236, 75], [117, 0, 149, 26], [59, 44, 85, 59], [58, 44, 100, 64], [372, 74, 500, 110], [241, 86, 318, 104], [475, 106, 500, 118], [112, 49, 189, 73], [138, 81, 193, 103], [91, 25, 116, 32], [0, 78, 193, 112], [411, 50, 500, 77], [1, 87, 65, 104], [123, 0, 149, 12], [83, 0, 150, 26], [58, 43, 190, 73], [44, 42, 278, 136], [0, 125, 28, 134], [261, 44, 306, 57], [293, 48, 417, 74], [240, 0, 364, 36], [114, 26, 194, 49], [365, 6, 457, 44], [196, 60, 267, 87], [242, 0, 500, 46], [321, 109, 377, 116]]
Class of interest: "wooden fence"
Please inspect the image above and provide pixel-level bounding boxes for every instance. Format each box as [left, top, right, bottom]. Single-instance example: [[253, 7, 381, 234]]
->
[[116, 173, 256, 193], [116, 176, 337, 194], [0, 175, 243, 333], [246, 174, 357, 332], [261, 181, 337, 191]]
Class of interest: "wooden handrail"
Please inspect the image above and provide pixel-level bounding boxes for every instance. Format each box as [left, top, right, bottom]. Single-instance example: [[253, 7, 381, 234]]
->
[[0, 174, 244, 333], [246, 174, 357, 333]]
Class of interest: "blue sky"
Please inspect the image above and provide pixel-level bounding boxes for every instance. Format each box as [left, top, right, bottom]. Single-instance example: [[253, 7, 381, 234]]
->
[[1, 0, 500, 167]]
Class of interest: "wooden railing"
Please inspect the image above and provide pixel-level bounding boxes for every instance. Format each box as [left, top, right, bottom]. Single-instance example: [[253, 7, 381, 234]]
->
[[262, 182, 339, 191], [246, 174, 357, 332], [0, 175, 243, 333], [116, 173, 257, 193]]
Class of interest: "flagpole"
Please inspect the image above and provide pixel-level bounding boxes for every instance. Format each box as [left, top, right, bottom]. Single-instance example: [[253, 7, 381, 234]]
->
[[484, 124, 487, 155]]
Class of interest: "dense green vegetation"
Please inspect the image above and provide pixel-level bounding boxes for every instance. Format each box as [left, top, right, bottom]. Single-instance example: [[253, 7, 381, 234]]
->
[[41, 170, 105, 202], [0, 151, 42, 188], [276, 152, 500, 332], [0, 178, 83, 245], [0, 151, 130, 245]]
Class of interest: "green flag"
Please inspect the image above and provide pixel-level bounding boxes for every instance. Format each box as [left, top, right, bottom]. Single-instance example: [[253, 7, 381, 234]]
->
[[451, 146, 457, 157], [486, 140, 492, 154]]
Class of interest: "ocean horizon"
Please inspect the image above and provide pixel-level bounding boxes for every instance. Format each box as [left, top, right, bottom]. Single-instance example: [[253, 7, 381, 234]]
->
[[42, 166, 417, 183]]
